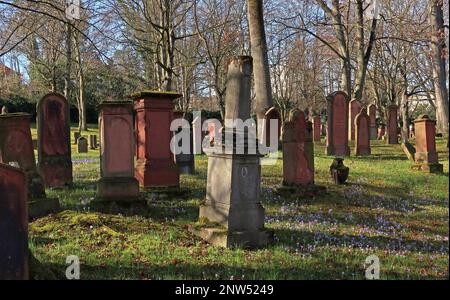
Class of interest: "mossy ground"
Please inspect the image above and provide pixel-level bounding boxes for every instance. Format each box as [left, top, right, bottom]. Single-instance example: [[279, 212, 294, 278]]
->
[[28, 124, 449, 280]]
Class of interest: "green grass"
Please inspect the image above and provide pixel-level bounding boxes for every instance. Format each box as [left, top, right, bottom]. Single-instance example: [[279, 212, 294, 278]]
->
[[29, 124, 449, 280]]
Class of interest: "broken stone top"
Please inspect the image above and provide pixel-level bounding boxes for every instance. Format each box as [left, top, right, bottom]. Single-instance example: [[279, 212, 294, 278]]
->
[[131, 90, 183, 100]]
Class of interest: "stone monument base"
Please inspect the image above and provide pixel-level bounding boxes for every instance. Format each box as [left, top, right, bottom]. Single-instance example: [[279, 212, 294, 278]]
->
[[97, 177, 140, 202], [188, 225, 273, 249], [29, 198, 61, 220], [411, 163, 443, 174], [275, 184, 327, 198]]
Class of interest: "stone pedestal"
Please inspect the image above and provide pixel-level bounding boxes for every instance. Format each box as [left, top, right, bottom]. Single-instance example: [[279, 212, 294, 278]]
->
[[189, 56, 273, 249], [326, 92, 350, 156], [37, 93, 73, 188], [133, 91, 181, 189], [349, 99, 362, 141], [0, 113, 60, 219], [312, 115, 321, 142], [368, 104, 377, 140], [0, 163, 29, 280], [355, 108, 371, 156], [386, 104, 399, 144], [411, 115, 443, 173], [97, 101, 140, 202]]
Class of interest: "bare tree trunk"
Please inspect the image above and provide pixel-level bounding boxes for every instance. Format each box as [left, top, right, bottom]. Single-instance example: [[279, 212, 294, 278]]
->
[[401, 92, 410, 143], [431, 0, 449, 136], [247, 0, 273, 120], [64, 23, 72, 102], [75, 33, 87, 131]]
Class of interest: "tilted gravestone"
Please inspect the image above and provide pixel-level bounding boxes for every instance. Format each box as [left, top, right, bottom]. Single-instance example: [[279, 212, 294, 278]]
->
[[368, 104, 377, 140], [354, 108, 371, 156], [133, 91, 182, 190], [190, 56, 273, 249], [349, 99, 362, 141], [411, 115, 443, 173], [326, 91, 350, 156], [97, 101, 140, 202], [0, 113, 60, 219], [37, 93, 73, 188], [386, 104, 399, 144], [0, 163, 29, 280]]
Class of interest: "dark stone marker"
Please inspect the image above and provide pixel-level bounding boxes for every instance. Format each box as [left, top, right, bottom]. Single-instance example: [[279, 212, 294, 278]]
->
[[411, 115, 443, 173], [74, 132, 80, 145], [77, 137, 88, 153], [386, 104, 399, 145], [326, 91, 350, 156], [173, 112, 195, 175], [312, 115, 321, 142], [0, 113, 60, 218], [354, 108, 371, 156], [0, 163, 29, 280], [89, 135, 98, 150], [97, 101, 140, 202], [37, 93, 73, 188]]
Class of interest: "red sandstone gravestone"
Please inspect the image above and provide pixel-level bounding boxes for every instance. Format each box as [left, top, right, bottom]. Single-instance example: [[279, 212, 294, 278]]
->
[[312, 115, 321, 142], [386, 104, 399, 144], [97, 101, 140, 202], [411, 115, 443, 173], [282, 110, 314, 186], [349, 100, 362, 141], [134, 91, 182, 189], [0, 113, 59, 218], [37, 93, 73, 188], [0, 163, 29, 280], [368, 104, 377, 140], [326, 91, 350, 156], [355, 108, 371, 156]]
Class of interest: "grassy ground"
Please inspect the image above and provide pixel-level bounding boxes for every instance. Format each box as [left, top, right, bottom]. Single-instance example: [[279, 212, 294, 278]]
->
[[28, 124, 449, 280]]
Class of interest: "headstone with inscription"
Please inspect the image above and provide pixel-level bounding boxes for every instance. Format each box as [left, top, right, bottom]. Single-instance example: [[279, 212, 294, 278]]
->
[[354, 108, 371, 156], [326, 92, 350, 156]]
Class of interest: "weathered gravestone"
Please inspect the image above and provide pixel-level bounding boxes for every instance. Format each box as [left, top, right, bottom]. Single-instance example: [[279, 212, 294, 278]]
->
[[73, 132, 80, 145], [77, 137, 88, 153], [312, 115, 321, 142], [354, 108, 371, 156], [97, 101, 140, 202], [261, 107, 281, 149], [190, 56, 273, 249], [0, 163, 29, 280], [173, 111, 195, 175], [326, 91, 350, 156], [37, 93, 73, 188], [0, 113, 60, 219], [133, 91, 181, 190], [89, 135, 98, 150], [411, 115, 443, 173], [368, 104, 377, 140], [386, 104, 399, 144], [349, 99, 362, 141]]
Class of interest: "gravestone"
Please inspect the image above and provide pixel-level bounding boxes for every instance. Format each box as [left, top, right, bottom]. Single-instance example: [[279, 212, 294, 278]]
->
[[133, 91, 181, 189], [173, 112, 195, 175], [354, 108, 371, 156], [386, 104, 399, 144], [73, 132, 80, 145], [37, 93, 73, 188], [77, 137, 88, 153], [368, 104, 377, 140], [190, 56, 273, 249], [411, 115, 443, 173], [402, 142, 416, 162], [262, 107, 281, 148], [207, 121, 217, 146], [0, 113, 59, 218], [97, 101, 140, 202], [1, 106, 8, 114], [312, 115, 321, 142], [349, 99, 362, 141], [326, 91, 350, 156], [192, 116, 207, 155], [89, 135, 98, 150], [0, 163, 29, 280]]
